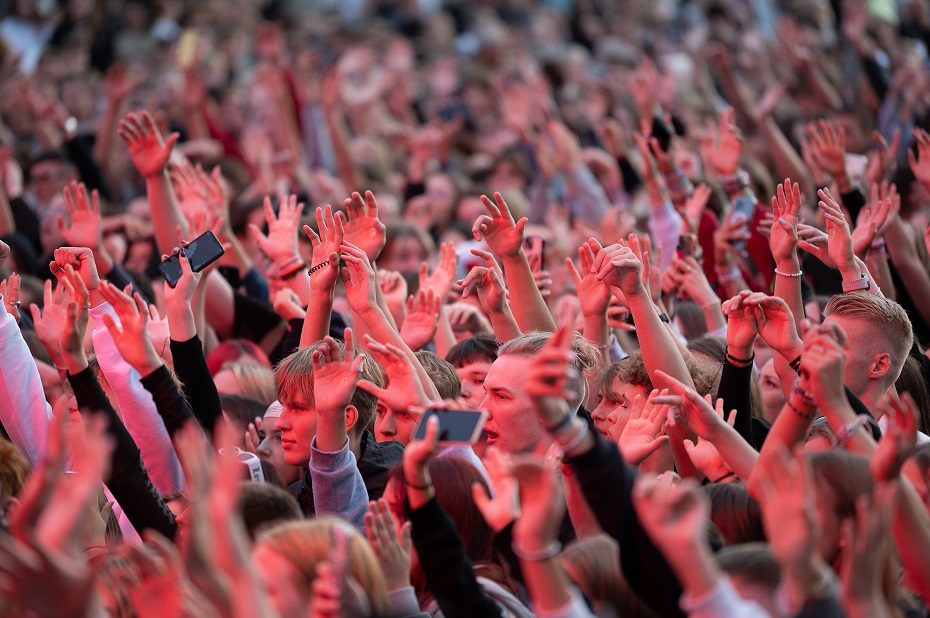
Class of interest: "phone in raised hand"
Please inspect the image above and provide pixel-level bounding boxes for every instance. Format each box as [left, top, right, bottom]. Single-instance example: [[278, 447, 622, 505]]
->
[[412, 408, 487, 445], [159, 230, 225, 288]]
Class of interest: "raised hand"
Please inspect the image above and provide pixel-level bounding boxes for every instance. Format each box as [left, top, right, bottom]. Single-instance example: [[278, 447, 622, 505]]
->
[[458, 248, 509, 316], [586, 238, 644, 297], [249, 194, 305, 267], [399, 287, 440, 351], [753, 443, 820, 574], [800, 328, 848, 410], [419, 242, 457, 301], [865, 129, 900, 186], [907, 128, 930, 190], [272, 288, 306, 321], [852, 182, 899, 257], [29, 279, 69, 364], [446, 302, 493, 335], [472, 448, 520, 533], [340, 241, 379, 313], [163, 250, 201, 307], [654, 370, 735, 441], [364, 499, 412, 591], [632, 475, 709, 551], [741, 292, 803, 361], [796, 223, 835, 267], [98, 281, 164, 376], [617, 390, 670, 465], [701, 108, 743, 177], [118, 111, 180, 178], [839, 483, 898, 615], [55, 265, 90, 372], [125, 531, 189, 618], [52, 247, 100, 295], [682, 183, 712, 232], [668, 255, 719, 308], [768, 178, 801, 264], [681, 399, 736, 482], [807, 120, 848, 184], [722, 291, 759, 359], [817, 187, 859, 281], [566, 242, 611, 319], [0, 271, 20, 323], [872, 392, 918, 482], [169, 159, 210, 220], [403, 414, 440, 506], [378, 269, 408, 324], [58, 181, 102, 251], [510, 455, 565, 553], [304, 204, 345, 292], [472, 192, 528, 258], [356, 334, 430, 415], [342, 190, 385, 262], [311, 328, 366, 416]]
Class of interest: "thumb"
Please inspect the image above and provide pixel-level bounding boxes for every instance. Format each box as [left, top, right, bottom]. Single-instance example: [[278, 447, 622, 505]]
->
[[471, 481, 493, 514], [164, 132, 180, 150], [514, 217, 528, 235], [683, 438, 698, 458], [797, 240, 817, 255], [356, 379, 387, 400], [102, 313, 122, 338]]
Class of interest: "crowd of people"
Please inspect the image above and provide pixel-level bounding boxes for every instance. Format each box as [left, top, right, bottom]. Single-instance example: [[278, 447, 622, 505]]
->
[[2, 0, 930, 616]]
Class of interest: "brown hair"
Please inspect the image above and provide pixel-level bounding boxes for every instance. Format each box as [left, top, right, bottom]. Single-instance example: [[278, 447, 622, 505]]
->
[[275, 341, 385, 435], [217, 362, 277, 405], [597, 350, 718, 400], [415, 351, 462, 400], [824, 294, 913, 382], [0, 438, 30, 500], [704, 482, 766, 545], [257, 518, 388, 615], [445, 335, 499, 368]]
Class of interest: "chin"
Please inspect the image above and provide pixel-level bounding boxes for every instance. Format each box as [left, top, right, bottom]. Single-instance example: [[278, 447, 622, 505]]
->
[[283, 453, 308, 468]]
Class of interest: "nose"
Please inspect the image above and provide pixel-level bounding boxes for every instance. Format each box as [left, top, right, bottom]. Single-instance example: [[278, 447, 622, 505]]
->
[[275, 413, 289, 431], [256, 438, 271, 458], [379, 411, 396, 436], [478, 393, 492, 414]]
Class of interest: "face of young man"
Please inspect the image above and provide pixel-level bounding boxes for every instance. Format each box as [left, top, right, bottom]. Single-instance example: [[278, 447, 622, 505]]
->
[[374, 402, 417, 445], [820, 314, 890, 396], [275, 392, 318, 466], [455, 360, 492, 408], [590, 377, 649, 437], [257, 412, 301, 486], [479, 354, 546, 454]]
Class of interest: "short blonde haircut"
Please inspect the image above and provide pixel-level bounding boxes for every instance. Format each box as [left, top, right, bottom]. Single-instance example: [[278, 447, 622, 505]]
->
[[274, 341, 385, 434], [256, 518, 388, 615], [825, 294, 913, 381]]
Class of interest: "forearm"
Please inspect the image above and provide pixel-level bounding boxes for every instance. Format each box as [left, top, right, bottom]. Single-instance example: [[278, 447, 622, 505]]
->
[[144, 172, 187, 256], [582, 314, 609, 366], [92, 100, 119, 173], [166, 336, 220, 435], [627, 290, 694, 389], [664, 540, 720, 603], [758, 119, 814, 199], [356, 306, 440, 400], [866, 250, 895, 301], [309, 437, 368, 532], [501, 251, 556, 333], [299, 287, 334, 347], [203, 271, 235, 339], [891, 479, 930, 602], [706, 423, 758, 481], [322, 105, 360, 191], [488, 307, 522, 343], [0, 183, 14, 235], [433, 307, 456, 359]]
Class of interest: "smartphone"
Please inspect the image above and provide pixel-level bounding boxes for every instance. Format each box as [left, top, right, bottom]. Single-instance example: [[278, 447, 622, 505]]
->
[[729, 194, 756, 250], [159, 230, 225, 287], [413, 408, 487, 444], [676, 234, 696, 260]]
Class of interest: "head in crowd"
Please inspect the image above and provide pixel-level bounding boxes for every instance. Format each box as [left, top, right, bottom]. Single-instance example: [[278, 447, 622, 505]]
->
[[238, 481, 303, 540], [445, 335, 499, 408], [214, 362, 278, 406], [253, 518, 388, 617], [274, 342, 384, 466], [484, 332, 599, 453]]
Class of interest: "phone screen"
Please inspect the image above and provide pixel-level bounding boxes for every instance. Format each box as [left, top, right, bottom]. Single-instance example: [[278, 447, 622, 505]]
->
[[185, 231, 225, 272], [159, 255, 183, 288], [413, 408, 487, 444]]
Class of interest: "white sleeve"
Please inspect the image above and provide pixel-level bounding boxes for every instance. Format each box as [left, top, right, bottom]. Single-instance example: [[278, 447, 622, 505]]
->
[[0, 296, 50, 463], [680, 576, 771, 618], [90, 303, 184, 495]]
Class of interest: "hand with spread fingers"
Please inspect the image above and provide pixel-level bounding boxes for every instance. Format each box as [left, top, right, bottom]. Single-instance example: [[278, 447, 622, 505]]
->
[[399, 286, 440, 351], [118, 111, 180, 179], [617, 389, 670, 465], [342, 190, 386, 262], [304, 204, 345, 293], [472, 192, 528, 258]]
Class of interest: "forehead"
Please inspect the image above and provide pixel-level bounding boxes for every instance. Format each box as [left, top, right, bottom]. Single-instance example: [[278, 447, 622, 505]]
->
[[485, 355, 532, 387], [456, 360, 492, 377], [760, 359, 777, 379], [821, 314, 865, 350], [611, 378, 648, 400]]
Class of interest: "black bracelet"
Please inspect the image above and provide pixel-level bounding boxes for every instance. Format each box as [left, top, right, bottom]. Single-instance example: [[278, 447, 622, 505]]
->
[[711, 471, 737, 483], [280, 261, 307, 280], [725, 349, 754, 365], [307, 260, 330, 275], [789, 355, 802, 373], [786, 398, 815, 421], [658, 312, 670, 324]]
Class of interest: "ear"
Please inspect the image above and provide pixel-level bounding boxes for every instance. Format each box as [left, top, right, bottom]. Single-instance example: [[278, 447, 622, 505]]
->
[[869, 353, 892, 380], [344, 405, 359, 432]]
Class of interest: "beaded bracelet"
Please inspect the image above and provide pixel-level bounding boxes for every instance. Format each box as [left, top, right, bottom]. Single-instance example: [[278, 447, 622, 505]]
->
[[512, 540, 562, 562], [774, 268, 803, 278]]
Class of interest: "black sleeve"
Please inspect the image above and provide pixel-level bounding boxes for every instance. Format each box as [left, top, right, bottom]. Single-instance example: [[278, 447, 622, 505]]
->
[[716, 360, 758, 449], [564, 432, 686, 618], [273, 318, 305, 361], [9, 198, 41, 255], [840, 186, 868, 225], [859, 53, 890, 102], [139, 363, 199, 438], [62, 135, 112, 202], [232, 292, 284, 343], [68, 366, 177, 539], [167, 336, 221, 434], [492, 523, 524, 588], [408, 496, 504, 618]]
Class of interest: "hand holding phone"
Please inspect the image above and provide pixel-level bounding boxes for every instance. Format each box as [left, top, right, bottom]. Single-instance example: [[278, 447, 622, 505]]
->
[[412, 408, 487, 445], [160, 230, 225, 288]]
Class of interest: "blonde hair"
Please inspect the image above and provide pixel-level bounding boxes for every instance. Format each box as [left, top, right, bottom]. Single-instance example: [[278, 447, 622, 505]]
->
[[824, 294, 913, 382], [274, 341, 385, 434], [256, 518, 388, 615], [219, 362, 277, 405]]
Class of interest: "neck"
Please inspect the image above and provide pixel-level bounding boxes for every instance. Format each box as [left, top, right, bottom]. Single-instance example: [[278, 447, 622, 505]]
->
[[349, 430, 364, 459], [856, 383, 891, 416]]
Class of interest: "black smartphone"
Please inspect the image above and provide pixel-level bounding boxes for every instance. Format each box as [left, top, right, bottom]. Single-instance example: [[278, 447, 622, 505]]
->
[[159, 255, 183, 288], [185, 231, 225, 272], [412, 408, 488, 445], [730, 194, 756, 250], [159, 230, 225, 288]]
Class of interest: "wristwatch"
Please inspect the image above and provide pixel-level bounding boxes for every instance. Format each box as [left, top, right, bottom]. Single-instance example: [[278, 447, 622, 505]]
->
[[841, 274, 870, 293]]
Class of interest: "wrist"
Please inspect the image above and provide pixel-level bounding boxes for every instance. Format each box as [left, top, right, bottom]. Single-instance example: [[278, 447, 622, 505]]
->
[[134, 353, 164, 377], [835, 173, 853, 194], [726, 344, 755, 362], [775, 255, 801, 273], [64, 352, 89, 375]]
